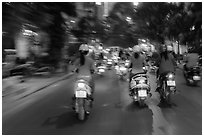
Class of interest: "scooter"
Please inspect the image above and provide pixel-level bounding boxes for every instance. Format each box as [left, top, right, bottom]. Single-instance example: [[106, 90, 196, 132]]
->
[[183, 65, 201, 86], [106, 59, 113, 70], [158, 72, 176, 104], [73, 78, 93, 121], [96, 63, 106, 77], [130, 73, 151, 107]]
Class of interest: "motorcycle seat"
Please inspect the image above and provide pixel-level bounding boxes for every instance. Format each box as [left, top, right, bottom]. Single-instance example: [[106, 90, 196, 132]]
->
[[77, 75, 92, 82]]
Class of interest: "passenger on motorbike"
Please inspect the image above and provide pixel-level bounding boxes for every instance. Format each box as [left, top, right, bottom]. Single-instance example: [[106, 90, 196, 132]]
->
[[156, 44, 176, 90], [129, 45, 148, 95], [74, 43, 96, 99]]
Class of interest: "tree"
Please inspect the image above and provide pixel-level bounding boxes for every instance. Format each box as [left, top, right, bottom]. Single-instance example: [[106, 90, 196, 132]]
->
[[107, 2, 202, 49], [3, 2, 77, 68]]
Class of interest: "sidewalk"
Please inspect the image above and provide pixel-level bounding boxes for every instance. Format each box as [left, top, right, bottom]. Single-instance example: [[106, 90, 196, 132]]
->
[[2, 72, 74, 102]]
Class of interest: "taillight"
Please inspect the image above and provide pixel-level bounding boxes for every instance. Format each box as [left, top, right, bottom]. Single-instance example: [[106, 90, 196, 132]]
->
[[166, 73, 175, 79]]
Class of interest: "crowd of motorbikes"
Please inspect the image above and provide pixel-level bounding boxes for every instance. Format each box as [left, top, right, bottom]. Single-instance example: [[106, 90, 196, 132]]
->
[[72, 51, 176, 120], [72, 51, 202, 120]]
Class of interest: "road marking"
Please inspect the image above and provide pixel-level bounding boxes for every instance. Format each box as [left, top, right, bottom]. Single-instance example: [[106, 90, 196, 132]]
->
[[147, 73, 176, 135]]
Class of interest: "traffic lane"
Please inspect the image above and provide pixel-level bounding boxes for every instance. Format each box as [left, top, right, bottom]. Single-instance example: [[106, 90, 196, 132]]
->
[[3, 70, 153, 135], [147, 68, 202, 135], [2, 75, 77, 135], [160, 68, 202, 135], [84, 70, 153, 135]]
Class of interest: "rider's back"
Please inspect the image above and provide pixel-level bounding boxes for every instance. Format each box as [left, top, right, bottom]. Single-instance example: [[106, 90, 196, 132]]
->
[[185, 53, 199, 68], [131, 54, 145, 74], [158, 53, 175, 75], [78, 56, 94, 76]]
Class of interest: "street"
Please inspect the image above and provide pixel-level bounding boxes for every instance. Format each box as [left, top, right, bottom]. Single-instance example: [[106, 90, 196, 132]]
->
[[2, 67, 202, 135]]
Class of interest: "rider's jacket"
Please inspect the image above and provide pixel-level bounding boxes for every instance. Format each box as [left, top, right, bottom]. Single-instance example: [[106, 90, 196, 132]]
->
[[184, 53, 199, 68]]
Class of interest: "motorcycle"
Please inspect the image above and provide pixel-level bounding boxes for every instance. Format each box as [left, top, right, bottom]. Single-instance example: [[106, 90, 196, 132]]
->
[[183, 65, 201, 86], [73, 77, 93, 120], [96, 62, 106, 76], [107, 59, 113, 70], [158, 72, 176, 104], [130, 73, 150, 107]]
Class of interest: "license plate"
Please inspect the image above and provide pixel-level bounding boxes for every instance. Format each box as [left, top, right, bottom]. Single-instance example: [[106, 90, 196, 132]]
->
[[167, 80, 176, 86], [138, 90, 147, 97], [75, 90, 87, 98], [193, 76, 201, 80]]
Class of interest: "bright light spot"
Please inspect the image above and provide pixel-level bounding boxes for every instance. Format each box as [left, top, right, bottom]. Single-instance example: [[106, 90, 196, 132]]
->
[[96, 2, 101, 5], [190, 25, 195, 31], [70, 20, 75, 23], [24, 30, 32, 33], [133, 2, 139, 6], [126, 17, 133, 24], [141, 39, 146, 42]]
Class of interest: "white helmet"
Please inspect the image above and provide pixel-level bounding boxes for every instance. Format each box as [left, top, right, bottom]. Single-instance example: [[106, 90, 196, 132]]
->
[[133, 45, 141, 53], [79, 44, 89, 51]]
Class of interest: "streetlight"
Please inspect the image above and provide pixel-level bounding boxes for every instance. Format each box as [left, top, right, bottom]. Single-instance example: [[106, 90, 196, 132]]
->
[[133, 2, 139, 6]]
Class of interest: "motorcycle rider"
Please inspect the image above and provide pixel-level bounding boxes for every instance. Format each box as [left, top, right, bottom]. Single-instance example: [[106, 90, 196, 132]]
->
[[129, 45, 148, 95], [183, 48, 199, 71], [73, 43, 96, 104], [156, 44, 176, 90]]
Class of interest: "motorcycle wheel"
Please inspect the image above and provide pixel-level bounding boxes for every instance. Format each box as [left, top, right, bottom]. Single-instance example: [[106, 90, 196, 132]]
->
[[165, 93, 171, 105], [77, 98, 85, 121]]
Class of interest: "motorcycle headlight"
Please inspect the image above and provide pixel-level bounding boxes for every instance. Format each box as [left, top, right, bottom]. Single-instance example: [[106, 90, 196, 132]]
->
[[78, 83, 85, 88]]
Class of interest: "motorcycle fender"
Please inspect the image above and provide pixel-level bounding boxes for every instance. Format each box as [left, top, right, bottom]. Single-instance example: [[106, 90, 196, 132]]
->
[[75, 98, 85, 113]]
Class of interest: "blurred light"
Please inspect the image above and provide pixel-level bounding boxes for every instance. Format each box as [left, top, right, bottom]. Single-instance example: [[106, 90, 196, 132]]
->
[[96, 2, 101, 5], [190, 25, 195, 31], [33, 32, 38, 36], [126, 17, 133, 24], [141, 39, 146, 42], [133, 2, 139, 6], [126, 17, 131, 20], [25, 30, 32, 33], [70, 20, 75, 23], [23, 29, 33, 36]]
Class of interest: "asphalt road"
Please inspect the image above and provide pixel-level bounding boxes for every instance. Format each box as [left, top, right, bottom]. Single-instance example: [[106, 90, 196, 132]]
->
[[2, 67, 202, 135]]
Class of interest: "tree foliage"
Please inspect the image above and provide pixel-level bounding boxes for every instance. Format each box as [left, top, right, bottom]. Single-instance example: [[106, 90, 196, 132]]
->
[[108, 2, 202, 47]]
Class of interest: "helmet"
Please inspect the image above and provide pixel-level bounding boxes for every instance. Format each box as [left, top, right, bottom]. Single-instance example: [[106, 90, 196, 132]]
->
[[79, 44, 89, 51], [133, 45, 141, 53]]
